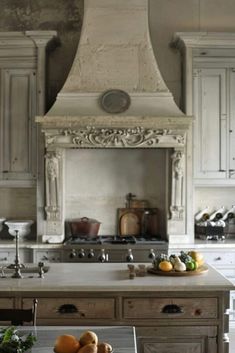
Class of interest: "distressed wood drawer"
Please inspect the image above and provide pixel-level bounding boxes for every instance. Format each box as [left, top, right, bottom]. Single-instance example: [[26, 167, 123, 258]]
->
[[123, 297, 217, 319], [23, 298, 115, 319], [0, 298, 14, 308], [0, 298, 15, 324]]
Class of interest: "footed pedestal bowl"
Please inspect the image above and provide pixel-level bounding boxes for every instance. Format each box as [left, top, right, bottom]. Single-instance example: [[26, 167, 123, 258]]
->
[[5, 220, 34, 238]]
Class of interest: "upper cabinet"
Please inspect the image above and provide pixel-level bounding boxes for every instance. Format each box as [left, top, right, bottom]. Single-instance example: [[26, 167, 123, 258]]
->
[[173, 32, 235, 186], [0, 31, 57, 187]]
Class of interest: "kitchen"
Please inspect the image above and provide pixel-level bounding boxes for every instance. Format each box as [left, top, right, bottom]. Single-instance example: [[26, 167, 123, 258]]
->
[[0, 0, 235, 352]]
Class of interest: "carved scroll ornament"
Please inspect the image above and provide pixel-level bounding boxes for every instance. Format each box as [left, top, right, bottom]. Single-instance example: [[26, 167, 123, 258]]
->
[[45, 127, 186, 148]]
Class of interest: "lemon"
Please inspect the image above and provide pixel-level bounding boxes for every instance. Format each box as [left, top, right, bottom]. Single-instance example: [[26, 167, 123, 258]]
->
[[188, 251, 204, 267], [159, 261, 173, 272]]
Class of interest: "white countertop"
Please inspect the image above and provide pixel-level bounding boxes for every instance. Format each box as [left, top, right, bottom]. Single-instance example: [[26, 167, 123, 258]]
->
[[0, 263, 233, 292], [169, 238, 235, 249]]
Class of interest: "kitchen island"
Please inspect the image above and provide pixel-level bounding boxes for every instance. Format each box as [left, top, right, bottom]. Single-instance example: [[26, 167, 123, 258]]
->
[[0, 263, 233, 353]]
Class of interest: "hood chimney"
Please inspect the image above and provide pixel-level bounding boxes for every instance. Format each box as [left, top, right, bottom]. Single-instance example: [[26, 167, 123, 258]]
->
[[45, 0, 184, 118]]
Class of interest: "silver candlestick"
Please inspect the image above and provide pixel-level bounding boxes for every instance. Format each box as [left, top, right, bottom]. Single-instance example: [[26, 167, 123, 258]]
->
[[8, 230, 25, 278]]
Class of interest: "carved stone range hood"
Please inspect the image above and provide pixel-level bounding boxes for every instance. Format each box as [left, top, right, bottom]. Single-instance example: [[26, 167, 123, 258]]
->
[[36, 0, 192, 244]]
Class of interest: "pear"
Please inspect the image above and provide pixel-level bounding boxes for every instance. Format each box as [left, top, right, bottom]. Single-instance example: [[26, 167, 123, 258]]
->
[[97, 342, 113, 353], [78, 343, 98, 353], [79, 331, 98, 346]]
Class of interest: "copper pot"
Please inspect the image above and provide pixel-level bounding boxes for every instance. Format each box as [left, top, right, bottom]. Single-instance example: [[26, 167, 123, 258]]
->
[[69, 217, 101, 237]]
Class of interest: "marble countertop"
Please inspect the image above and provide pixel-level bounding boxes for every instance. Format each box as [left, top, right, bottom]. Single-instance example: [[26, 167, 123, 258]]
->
[[0, 263, 233, 292]]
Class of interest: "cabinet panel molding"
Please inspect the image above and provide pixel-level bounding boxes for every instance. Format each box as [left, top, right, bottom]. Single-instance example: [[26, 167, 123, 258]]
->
[[173, 32, 235, 186], [0, 31, 57, 186]]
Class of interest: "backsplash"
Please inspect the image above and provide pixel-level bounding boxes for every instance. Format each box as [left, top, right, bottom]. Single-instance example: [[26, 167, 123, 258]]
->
[[195, 187, 235, 213]]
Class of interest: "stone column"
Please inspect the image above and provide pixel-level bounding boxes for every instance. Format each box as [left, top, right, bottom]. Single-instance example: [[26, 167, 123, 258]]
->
[[42, 149, 65, 243], [45, 150, 62, 221], [170, 149, 185, 220]]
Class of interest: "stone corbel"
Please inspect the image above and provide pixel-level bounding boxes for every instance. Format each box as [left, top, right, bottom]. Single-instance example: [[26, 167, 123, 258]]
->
[[45, 150, 63, 221], [170, 148, 185, 220]]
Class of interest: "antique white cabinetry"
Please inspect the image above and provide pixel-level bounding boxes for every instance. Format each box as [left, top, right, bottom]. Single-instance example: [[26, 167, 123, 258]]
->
[[173, 32, 235, 186], [0, 248, 32, 264], [0, 31, 56, 187], [32, 249, 62, 263]]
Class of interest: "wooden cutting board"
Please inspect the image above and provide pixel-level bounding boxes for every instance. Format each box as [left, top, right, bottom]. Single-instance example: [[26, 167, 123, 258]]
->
[[119, 211, 141, 236], [118, 208, 158, 237]]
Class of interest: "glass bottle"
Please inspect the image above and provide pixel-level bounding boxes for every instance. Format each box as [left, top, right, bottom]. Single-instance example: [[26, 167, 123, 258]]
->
[[222, 205, 235, 221], [209, 206, 226, 221], [195, 207, 210, 223]]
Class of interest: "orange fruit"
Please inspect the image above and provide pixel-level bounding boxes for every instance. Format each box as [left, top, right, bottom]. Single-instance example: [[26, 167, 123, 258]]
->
[[54, 334, 80, 353], [159, 261, 173, 272]]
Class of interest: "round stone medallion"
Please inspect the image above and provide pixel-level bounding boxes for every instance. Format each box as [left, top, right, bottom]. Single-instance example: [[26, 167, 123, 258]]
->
[[100, 89, 131, 114]]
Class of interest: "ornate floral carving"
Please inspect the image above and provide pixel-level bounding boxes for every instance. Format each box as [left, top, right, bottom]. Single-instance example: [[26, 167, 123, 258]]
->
[[170, 206, 184, 220], [57, 127, 185, 148], [45, 134, 58, 147]]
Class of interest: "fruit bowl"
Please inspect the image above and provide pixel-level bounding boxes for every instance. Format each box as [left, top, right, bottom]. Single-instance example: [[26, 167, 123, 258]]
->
[[150, 250, 207, 276], [147, 265, 208, 276], [5, 220, 34, 238], [54, 330, 113, 353]]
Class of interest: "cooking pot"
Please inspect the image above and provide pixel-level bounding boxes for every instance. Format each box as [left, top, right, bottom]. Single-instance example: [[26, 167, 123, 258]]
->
[[69, 217, 101, 237]]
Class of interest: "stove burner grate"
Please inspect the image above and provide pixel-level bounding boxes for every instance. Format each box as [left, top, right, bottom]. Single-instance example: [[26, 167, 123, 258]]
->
[[64, 234, 164, 245]]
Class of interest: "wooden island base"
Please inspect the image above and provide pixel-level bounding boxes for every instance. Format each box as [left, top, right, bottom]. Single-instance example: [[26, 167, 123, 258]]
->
[[0, 263, 233, 353]]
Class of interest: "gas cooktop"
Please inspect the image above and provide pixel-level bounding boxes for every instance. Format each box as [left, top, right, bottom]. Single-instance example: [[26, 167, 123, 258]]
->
[[64, 235, 165, 245]]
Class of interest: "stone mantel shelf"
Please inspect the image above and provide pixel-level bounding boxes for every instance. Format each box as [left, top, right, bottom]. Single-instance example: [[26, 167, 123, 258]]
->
[[36, 115, 192, 129]]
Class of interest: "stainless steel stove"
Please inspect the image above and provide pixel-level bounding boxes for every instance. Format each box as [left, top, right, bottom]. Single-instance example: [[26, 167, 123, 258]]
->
[[63, 235, 168, 263]]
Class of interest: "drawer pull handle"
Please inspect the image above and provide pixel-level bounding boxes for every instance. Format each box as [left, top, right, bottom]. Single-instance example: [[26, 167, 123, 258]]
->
[[215, 257, 222, 261], [194, 308, 202, 316], [161, 304, 183, 314], [58, 304, 78, 314]]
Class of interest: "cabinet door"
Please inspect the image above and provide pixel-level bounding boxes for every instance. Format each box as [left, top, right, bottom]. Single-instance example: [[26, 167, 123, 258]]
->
[[137, 326, 217, 353], [0, 68, 37, 181], [193, 68, 227, 179]]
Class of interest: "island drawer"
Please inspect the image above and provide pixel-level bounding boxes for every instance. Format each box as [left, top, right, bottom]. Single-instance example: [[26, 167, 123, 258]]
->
[[123, 297, 217, 319], [22, 298, 115, 319], [0, 298, 15, 324], [0, 298, 14, 308]]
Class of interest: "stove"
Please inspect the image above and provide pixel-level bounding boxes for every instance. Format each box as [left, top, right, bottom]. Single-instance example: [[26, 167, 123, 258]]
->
[[63, 235, 168, 263]]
